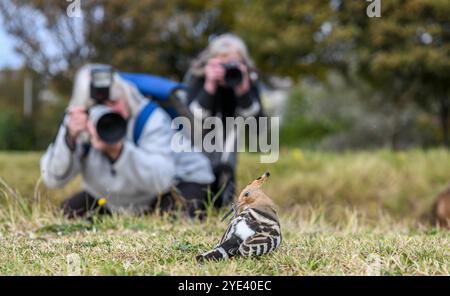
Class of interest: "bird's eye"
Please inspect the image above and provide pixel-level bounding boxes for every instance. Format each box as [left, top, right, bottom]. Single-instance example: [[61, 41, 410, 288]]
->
[[244, 191, 250, 197]]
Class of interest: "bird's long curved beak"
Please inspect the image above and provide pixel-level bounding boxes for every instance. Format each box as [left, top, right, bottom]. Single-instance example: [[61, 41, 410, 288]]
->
[[221, 206, 235, 222], [221, 202, 241, 222], [260, 171, 270, 183]]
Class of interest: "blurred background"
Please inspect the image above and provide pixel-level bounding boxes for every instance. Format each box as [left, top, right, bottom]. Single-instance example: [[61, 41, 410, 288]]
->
[[0, 0, 449, 152]]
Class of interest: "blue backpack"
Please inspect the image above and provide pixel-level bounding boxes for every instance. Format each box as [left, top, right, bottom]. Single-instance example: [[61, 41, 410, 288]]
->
[[119, 72, 186, 145]]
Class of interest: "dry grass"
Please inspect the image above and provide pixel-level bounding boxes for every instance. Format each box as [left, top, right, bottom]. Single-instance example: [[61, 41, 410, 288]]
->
[[0, 150, 449, 275]]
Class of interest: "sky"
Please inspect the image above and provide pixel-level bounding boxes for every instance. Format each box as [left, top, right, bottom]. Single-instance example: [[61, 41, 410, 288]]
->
[[0, 17, 24, 69]]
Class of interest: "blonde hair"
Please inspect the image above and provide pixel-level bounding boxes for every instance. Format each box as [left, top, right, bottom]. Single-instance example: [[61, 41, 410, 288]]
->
[[189, 33, 255, 77], [68, 64, 145, 117]]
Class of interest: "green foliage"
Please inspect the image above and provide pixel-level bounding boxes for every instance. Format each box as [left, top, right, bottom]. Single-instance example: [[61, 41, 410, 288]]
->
[[0, 111, 35, 150], [232, 1, 333, 78], [281, 71, 446, 150], [334, 0, 450, 143], [280, 86, 348, 147], [0, 67, 67, 150], [280, 116, 346, 147]]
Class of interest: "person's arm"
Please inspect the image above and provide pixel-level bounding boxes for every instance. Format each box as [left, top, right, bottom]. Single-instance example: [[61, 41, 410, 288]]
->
[[111, 109, 175, 195], [40, 122, 82, 188]]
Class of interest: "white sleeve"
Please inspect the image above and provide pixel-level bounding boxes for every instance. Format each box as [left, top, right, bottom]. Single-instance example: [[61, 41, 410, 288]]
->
[[40, 123, 82, 188]]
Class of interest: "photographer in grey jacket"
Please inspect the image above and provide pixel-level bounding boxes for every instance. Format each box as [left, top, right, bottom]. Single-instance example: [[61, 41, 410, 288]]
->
[[41, 64, 214, 219]]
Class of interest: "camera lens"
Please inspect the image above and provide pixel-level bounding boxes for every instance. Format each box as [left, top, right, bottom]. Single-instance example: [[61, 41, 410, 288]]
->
[[96, 112, 127, 144], [89, 105, 127, 144], [223, 62, 243, 88]]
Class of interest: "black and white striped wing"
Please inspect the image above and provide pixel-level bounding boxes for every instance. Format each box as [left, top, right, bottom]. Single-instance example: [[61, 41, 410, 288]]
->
[[238, 232, 281, 256], [219, 213, 256, 245], [237, 208, 282, 256]]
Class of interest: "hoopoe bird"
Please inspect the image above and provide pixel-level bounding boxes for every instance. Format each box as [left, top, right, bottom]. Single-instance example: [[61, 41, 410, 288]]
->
[[196, 172, 281, 262]]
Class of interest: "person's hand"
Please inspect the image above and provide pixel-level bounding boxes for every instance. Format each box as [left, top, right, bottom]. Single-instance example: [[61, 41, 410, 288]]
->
[[66, 106, 88, 146], [87, 120, 123, 161], [234, 63, 251, 97], [204, 58, 225, 94]]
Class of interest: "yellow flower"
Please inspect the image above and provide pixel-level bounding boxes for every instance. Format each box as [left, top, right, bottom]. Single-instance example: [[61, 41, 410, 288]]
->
[[291, 148, 305, 162], [397, 152, 407, 161], [98, 198, 107, 206]]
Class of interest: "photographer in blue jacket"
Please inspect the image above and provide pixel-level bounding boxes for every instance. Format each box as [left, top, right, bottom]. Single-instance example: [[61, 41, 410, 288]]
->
[[41, 64, 214, 219]]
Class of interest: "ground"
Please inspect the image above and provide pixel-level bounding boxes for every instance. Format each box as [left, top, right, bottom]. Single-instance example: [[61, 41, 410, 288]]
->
[[0, 150, 449, 275]]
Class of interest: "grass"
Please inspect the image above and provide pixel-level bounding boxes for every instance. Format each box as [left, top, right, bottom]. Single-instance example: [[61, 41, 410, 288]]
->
[[0, 150, 449, 275]]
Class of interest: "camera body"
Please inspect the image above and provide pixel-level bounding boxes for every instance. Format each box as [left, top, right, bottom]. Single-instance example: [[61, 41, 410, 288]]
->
[[223, 61, 243, 88], [88, 66, 127, 144]]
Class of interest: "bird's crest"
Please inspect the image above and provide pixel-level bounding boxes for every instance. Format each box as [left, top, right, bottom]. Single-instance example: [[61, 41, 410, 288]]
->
[[221, 171, 274, 221]]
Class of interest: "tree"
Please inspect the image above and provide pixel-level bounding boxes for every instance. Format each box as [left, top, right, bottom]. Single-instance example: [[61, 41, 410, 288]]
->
[[0, 0, 239, 84], [232, 1, 334, 79], [332, 0, 450, 147]]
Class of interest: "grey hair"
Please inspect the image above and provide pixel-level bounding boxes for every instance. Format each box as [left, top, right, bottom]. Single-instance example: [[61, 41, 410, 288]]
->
[[68, 64, 145, 117], [189, 33, 255, 77]]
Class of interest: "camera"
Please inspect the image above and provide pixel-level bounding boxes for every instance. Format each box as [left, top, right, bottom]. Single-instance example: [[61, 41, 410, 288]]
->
[[88, 66, 126, 144], [223, 61, 243, 88], [88, 105, 127, 144]]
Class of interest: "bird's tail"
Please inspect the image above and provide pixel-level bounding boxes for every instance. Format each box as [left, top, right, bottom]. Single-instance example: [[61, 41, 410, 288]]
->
[[196, 238, 240, 263], [196, 246, 230, 263]]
